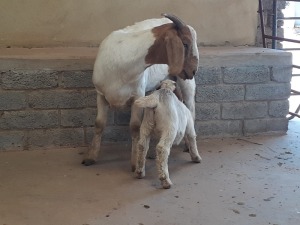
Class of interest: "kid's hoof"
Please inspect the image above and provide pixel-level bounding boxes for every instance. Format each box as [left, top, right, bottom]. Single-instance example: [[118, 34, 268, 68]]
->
[[135, 170, 145, 179], [192, 156, 202, 163], [161, 179, 172, 189], [82, 159, 96, 166]]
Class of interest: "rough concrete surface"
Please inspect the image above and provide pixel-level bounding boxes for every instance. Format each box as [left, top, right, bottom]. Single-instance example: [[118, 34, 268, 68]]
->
[[0, 119, 299, 225]]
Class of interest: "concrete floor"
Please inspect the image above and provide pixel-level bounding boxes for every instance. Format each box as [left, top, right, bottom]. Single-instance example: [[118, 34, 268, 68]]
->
[[0, 119, 299, 225]]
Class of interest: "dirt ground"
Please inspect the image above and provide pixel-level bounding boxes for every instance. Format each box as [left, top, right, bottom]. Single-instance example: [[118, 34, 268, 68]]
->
[[0, 119, 299, 225]]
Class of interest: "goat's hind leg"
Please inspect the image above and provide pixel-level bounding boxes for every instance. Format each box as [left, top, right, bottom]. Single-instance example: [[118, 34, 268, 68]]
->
[[82, 93, 109, 166]]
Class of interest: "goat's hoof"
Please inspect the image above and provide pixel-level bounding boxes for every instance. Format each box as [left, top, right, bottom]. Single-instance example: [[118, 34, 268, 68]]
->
[[135, 170, 145, 179], [161, 179, 172, 189], [192, 156, 202, 163], [82, 159, 96, 166]]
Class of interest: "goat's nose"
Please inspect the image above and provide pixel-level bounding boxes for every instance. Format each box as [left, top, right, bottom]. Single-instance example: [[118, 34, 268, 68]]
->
[[193, 70, 196, 75]]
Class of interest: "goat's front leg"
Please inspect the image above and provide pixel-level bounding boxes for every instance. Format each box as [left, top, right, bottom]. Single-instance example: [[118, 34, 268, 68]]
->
[[182, 97, 195, 152], [156, 138, 173, 189], [82, 93, 108, 166], [130, 101, 143, 172], [185, 117, 202, 163], [182, 94, 196, 153], [177, 78, 196, 152]]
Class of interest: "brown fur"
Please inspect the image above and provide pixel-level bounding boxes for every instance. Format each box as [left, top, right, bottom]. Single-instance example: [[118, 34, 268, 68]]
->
[[145, 23, 174, 65], [145, 23, 198, 80]]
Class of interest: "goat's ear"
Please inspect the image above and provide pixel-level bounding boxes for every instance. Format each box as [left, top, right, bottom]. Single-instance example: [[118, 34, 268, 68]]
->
[[165, 30, 184, 76]]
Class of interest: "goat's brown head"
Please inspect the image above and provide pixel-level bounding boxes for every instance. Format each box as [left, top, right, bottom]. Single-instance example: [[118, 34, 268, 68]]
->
[[145, 13, 199, 80]]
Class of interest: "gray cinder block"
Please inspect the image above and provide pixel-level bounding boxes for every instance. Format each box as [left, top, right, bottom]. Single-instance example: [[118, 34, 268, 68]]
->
[[2, 70, 58, 90], [0, 91, 27, 110], [223, 66, 270, 84], [222, 102, 268, 119], [245, 83, 291, 100], [0, 110, 58, 129]]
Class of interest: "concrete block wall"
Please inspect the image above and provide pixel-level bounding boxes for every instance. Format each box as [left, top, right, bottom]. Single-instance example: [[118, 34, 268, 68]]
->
[[194, 67, 290, 137], [194, 47, 292, 138], [0, 47, 292, 150], [0, 69, 131, 150]]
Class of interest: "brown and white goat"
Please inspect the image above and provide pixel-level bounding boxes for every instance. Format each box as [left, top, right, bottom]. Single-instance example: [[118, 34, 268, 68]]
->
[[134, 80, 202, 189], [82, 14, 199, 167]]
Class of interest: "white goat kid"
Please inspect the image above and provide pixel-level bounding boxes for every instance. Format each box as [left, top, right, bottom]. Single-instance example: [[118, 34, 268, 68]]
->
[[134, 80, 202, 189], [143, 64, 197, 156], [82, 14, 199, 168]]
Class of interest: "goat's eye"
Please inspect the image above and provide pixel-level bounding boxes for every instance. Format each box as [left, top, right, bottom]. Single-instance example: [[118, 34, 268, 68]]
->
[[183, 43, 188, 50]]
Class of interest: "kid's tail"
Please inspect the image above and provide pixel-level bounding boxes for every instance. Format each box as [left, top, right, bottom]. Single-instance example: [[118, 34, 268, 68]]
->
[[134, 94, 158, 108]]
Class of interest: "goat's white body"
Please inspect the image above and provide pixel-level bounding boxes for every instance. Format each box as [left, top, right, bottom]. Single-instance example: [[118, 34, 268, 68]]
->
[[93, 18, 172, 107], [93, 34, 152, 107], [134, 83, 201, 188], [83, 16, 199, 167]]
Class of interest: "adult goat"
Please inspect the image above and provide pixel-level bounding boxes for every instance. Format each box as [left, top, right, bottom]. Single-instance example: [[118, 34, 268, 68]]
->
[[82, 14, 199, 168]]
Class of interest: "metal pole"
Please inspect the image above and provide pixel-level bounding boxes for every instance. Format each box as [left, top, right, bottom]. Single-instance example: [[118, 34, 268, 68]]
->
[[272, 0, 278, 49], [264, 34, 300, 44], [258, 0, 266, 48]]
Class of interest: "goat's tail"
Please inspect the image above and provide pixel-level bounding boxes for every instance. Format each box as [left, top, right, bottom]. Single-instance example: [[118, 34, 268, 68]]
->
[[134, 95, 158, 109]]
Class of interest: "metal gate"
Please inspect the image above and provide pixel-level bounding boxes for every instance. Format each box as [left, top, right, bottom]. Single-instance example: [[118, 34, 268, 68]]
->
[[258, 0, 300, 119]]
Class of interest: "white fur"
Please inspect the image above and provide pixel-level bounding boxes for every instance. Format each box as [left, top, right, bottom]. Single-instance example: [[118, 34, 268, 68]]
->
[[134, 80, 202, 189]]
